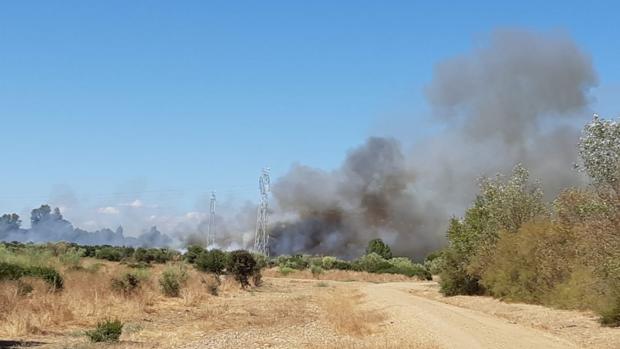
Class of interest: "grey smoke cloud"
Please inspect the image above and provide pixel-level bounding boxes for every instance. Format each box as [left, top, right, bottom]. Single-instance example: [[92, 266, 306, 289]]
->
[[270, 137, 443, 259], [268, 29, 598, 259], [426, 29, 597, 144]]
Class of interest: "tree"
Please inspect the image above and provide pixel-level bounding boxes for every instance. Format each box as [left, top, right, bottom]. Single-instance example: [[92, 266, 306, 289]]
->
[[578, 115, 620, 196], [226, 250, 257, 288], [438, 165, 546, 295], [366, 238, 392, 259]]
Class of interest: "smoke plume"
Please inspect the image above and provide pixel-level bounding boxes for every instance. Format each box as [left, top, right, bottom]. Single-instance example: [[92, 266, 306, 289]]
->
[[269, 29, 597, 259]]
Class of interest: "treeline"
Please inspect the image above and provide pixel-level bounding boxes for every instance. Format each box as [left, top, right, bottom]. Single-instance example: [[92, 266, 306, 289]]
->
[[433, 115, 620, 326], [1, 241, 181, 265], [271, 239, 432, 280]]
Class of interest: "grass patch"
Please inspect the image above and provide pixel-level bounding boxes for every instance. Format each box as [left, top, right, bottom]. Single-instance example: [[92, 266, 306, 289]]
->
[[85, 319, 123, 342]]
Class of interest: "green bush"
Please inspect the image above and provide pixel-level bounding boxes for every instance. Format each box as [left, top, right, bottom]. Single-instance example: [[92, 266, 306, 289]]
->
[[424, 251, 444, 275], [85, 319, 123, 343], [95, 247, 123, 262], [159, 265, 188, 297], [387, 258, 432, 280], [195, 249, 227, 274], [0, 262, 64, 290], [133, 247, 177, 264], [278, 266, 294, 276], [321, 256, 337, 270], [277, 254, 308, 270], [310, 265, 323, 278], [184, 245, 205, 264], [439, 249, 482, 296], [111, 272, 140, 295], [227, 250, 257, 288], [355, 253, 392, 273]]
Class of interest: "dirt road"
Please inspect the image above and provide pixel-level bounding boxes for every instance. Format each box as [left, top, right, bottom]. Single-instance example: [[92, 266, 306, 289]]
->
[[362, 282, 578, 349]]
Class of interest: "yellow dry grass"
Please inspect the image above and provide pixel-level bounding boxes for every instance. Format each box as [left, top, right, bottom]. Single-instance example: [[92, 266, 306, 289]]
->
[[319, 288, 386, 336], [0, 259, 235, 340]]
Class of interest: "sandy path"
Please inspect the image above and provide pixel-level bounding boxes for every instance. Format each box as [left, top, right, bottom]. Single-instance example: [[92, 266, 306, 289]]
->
[[362, 282, 579, 349]]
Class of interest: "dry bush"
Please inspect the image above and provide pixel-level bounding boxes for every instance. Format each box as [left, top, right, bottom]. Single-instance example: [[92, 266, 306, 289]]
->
[[320, 289, 386, 336]]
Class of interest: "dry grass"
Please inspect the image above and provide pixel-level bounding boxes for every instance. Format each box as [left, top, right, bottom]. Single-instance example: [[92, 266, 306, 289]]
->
[[264, 267, 414, 283], [320, 288, 386, 336], [0, 259, 240, 340]]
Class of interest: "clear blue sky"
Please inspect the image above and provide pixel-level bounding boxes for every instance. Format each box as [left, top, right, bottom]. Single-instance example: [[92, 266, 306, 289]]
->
[[0, 1, 618, 230]]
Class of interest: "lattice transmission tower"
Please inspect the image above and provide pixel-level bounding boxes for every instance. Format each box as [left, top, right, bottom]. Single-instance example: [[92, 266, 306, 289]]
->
[[254, 168, 271, 255], [206, 191, 216, 248]]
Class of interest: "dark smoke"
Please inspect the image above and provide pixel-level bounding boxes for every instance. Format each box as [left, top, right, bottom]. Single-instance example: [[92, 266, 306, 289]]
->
[[269, 29, 597, 259], [270, 137, 443, 259]]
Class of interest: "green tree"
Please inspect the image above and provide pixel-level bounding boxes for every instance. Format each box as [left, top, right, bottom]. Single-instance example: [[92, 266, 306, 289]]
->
[[226, 250, 256, 288], [365, 238, 392, 259], [578, 115, 620, 196]]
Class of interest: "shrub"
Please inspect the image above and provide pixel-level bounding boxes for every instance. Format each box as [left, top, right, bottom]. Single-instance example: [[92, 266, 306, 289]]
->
[[95, 247, 123, 262], [184, 245, 205, 264], [278, 266, 294, 276], [278, 254, 308, 270], [387, 258, 432, 280], [321, 256, 337, 270], [366, 239, 392, 259], [310, 265, 323, 278], [480, 220, 573, 303], [227, 250, 256, 288], [59, 247, 84, 268], [28, 266, 64, 290], [424, 253, 444, 276], [439, 249, 482, 296], [86, 319, 123, 343], [332, 259, 353, 270], [599, 295, 620, 327], [355, 253, 392, 273], [159, 265, 188, 297], [195, 249, 227, 274], [111, 272, 141, 295], [0, 262, 64, 290], [133, 248, 177, 264]]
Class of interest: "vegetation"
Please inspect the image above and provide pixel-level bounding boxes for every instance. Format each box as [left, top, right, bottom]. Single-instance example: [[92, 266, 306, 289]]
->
[[227, 250, 257, 288], [111, 272, 141, 295], [366, 239, 392, 259], [194, 248, 227, 274], [436, 115, 620, 326], [159, 265, 188, 297], [0, 262, 64, 290], [85, 319, 123, 343]]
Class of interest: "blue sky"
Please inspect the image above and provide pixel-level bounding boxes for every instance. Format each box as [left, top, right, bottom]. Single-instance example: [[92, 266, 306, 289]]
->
[[0, 1, 618, 232]]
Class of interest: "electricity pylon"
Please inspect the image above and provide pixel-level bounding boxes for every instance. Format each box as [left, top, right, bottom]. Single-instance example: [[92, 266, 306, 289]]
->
[[254, 168, 271, 255], [206, 191, 216, 248]]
